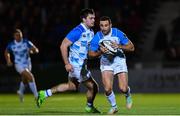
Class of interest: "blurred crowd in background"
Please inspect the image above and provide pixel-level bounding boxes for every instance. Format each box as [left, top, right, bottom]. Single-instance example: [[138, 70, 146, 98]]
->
[[153, 12, 180, 62], [0, 0, 180, 66]]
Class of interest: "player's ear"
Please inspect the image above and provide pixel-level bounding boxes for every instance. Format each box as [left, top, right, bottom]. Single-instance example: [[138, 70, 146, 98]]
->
[[110, 23, 112, 28], [82, 17, 86, 23]]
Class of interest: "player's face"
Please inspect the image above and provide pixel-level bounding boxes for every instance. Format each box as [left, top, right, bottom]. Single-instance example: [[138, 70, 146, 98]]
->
[[83, 14, 95, 28], [99, 20, 112, 35], [14, 32, 23, 42]]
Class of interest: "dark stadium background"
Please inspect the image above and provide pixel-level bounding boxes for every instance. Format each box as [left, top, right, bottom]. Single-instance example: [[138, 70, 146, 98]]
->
[[0, 0, 180, 93]]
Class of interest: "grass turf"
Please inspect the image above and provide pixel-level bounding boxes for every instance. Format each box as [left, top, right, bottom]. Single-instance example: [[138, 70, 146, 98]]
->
[[0, 93, 180, 115]]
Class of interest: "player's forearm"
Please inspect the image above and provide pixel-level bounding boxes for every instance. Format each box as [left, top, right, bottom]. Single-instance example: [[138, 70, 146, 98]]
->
[[119, 45, 134, 51], [119, 41, 135, 52], [4, 51, 11, 63], [88, 51, 102, 58], [30, 47, 39, 54]]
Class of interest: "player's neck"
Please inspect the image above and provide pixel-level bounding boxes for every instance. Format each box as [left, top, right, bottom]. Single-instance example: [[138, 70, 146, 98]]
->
[[82, 23, 90, 30], [102, 29, 112, 36], [14, 39, 23, 43]]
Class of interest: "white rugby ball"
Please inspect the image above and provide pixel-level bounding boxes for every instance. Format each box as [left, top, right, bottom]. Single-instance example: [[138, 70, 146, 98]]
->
[[100, 40, 118, 55]]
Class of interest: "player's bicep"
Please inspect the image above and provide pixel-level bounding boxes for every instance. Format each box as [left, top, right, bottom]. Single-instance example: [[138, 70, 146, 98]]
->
[[27, 41, 39, 53], [121, 36, 134, 48], [66, 29, 81, 43], [4, 49, 10, 55], [117, 30, 129, 45], [6, 44, 12, 53], [4, 49, 11, 60], [89, 42, 99, 51], [89, 34, 100, 51], [27, 41, 34, 48], [61, 38, 72, 48], [120, 38, 135, 51]]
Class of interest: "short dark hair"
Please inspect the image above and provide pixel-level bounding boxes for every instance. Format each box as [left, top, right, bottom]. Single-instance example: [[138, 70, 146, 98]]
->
[[80, 8, 94, 20], [100, 16, 112, 24], [13, 28, 22, 34]]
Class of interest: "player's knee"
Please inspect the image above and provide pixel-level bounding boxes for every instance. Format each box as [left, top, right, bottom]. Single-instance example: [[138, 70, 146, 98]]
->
[[68, 82, 78, 91], [27, 76, 35, 82], [87, 82, 98, 93], [89, 82, 96, 90], [119, 86, 128, 93], [104, 88, 112, 96], [21, 71, 34, 82]]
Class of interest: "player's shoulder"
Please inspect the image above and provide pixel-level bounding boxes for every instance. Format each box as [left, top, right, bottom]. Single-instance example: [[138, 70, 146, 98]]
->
[[22, 38, 30, 43], [112, 27, 123, 34], [94, 31, 103, 39], [7, 41, 14, 47], [112, 27, 126, 37], [73, 24, 86, 33], [22, 38, 28, 41]]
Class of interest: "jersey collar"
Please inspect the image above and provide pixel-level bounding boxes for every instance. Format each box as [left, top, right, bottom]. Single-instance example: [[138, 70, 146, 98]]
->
[[14, 39, 23, 45], [80, 23, 90, 31], [102, 28, 112, 37]]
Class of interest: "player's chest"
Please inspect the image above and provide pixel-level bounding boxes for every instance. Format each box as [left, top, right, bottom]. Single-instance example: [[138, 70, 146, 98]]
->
[[81, 31, 94, 42], [75, 32, 94, 47], [11, 43, 28, 54], [99, 36, 119, 44]]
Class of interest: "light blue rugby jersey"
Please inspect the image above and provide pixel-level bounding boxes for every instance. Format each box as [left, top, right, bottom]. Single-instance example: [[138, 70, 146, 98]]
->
[[66, 23, 94, 67], [89, 28, 128, 64], [6, 39, 33, 65], [90, 28, 129, 52]]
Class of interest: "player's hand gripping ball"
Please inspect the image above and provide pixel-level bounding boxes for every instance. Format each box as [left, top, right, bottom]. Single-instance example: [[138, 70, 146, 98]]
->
[[100, 40, 118, 55]]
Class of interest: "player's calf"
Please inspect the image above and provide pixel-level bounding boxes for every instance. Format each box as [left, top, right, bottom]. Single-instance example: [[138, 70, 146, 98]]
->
[[17, 90, 24, 102]]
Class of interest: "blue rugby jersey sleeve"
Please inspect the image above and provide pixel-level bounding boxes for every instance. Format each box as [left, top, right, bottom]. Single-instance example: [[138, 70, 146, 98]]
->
[[66, 28, 82, 43], [117, 29, 129, 45], [89, 33, 100, 51], [6, 43, 12, 52], [24, 39, 34, 48]]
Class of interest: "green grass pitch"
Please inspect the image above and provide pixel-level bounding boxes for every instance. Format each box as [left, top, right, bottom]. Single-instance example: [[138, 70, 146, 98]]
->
[[0, 93, 180, 115]]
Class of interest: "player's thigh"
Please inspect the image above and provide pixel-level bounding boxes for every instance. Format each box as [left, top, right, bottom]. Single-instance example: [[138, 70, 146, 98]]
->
[[83, 77, 98, 90], [69, 77, 80, 90], [22, 76, 29, 84], [101, 70, 114, 89], [21, 69, 34, 81]]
